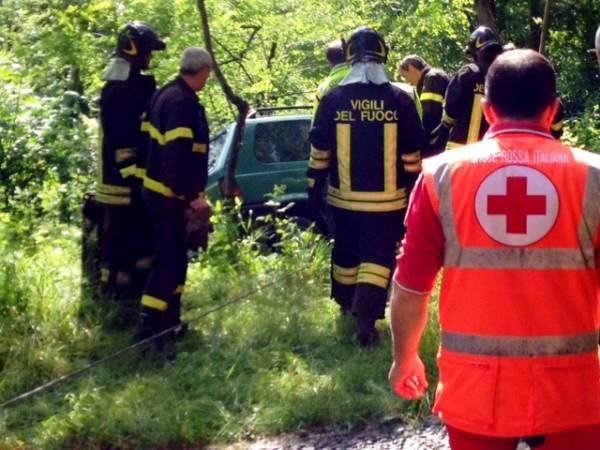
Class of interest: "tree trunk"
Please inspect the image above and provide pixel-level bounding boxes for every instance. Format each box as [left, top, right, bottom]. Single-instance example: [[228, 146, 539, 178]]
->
[[528, 0, 542, 50], [474, 0, 497, 31], [538, 0, 552, 55], [196, 0, 249, 199]]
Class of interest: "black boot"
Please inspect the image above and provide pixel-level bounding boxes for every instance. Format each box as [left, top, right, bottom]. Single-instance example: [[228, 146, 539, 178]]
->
[[133, 306, 165, 350], [356, 316, 379, 347], [165, 298, 188, 341]]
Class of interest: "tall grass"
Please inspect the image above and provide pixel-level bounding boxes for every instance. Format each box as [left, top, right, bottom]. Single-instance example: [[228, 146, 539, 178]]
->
[[0, 209, 440, 450]]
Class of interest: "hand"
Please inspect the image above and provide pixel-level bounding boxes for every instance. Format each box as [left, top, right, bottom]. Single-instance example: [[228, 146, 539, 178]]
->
[[388, 354, 428, 400], [189, 196, 209, 213], [429, 122, 450, 149]]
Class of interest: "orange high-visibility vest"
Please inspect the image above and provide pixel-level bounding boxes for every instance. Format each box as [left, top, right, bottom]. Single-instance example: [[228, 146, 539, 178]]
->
[[422, 127, 600, 437]]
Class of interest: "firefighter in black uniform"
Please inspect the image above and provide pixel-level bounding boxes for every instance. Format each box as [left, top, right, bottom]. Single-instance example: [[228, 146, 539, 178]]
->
[[431, 26, 503, 151], [309, 27, 426, 346], [97, 21, 165, 296], [398, 55, 449, 155], [135, 47, 212, 344]]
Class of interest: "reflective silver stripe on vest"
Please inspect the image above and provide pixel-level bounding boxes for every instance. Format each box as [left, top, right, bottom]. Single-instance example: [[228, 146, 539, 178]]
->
[[576, 150, 600, 268], [441, 330, 599, 357], [431, 155, 596, 270], [448, 247, 591, 269]]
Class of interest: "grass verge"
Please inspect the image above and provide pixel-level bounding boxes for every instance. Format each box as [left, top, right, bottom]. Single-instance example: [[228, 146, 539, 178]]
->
[[0, 210, 440, 450]]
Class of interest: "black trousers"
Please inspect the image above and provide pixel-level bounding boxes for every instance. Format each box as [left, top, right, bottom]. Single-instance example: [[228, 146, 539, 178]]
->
[[141, 191, 188, 326], [330, 207, 406, 320], [99, 188, 154, 291]]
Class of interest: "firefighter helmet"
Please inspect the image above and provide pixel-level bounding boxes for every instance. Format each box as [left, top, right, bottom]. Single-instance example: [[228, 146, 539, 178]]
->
[[116, 21, 166, 60], [466, 26, 501, 57], [345, 27, 388, 64]]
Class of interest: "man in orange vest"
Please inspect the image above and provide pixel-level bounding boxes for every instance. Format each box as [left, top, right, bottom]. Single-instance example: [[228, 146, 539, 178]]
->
[[388, 49, 599, 449]]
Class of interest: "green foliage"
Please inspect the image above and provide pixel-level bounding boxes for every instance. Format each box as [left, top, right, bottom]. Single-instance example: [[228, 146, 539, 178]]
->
[[0, 52, 94, 221], [562, 92, 600, 152], [0, 210, 440, 449], [0, 1, 600, 448], [1, 0, 599, 221]]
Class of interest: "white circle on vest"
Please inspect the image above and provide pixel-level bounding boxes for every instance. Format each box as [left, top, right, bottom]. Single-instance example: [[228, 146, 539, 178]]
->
[[475, 165, 559, 246]]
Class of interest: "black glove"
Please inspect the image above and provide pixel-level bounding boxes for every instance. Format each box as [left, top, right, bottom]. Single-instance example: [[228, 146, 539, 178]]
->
[[185, 204, 213, 251], [429, 122, 450, 152]]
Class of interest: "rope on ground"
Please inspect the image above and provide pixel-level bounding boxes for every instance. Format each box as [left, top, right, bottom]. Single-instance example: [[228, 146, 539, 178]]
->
[[0, 264, 314, 410]]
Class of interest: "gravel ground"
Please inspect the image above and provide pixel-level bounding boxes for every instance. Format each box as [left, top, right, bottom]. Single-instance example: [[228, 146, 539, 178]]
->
[[209, 417, 533, 450], [209, 417, 450, 450]]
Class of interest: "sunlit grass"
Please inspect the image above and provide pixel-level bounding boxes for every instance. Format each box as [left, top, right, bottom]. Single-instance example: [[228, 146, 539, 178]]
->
[[0, 213, 441, 450]]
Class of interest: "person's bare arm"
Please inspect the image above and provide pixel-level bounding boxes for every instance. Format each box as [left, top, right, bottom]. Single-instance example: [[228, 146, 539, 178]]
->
[[388, 282, 429, 400]]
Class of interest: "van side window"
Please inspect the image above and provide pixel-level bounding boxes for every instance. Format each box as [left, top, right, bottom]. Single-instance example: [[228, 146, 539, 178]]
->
[[254, 121, 311, 163]]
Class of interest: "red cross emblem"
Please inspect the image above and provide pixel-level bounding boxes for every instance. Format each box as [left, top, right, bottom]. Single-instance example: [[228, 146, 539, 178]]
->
[[475, 166, 559, 246], [487, 177, 547, 234]]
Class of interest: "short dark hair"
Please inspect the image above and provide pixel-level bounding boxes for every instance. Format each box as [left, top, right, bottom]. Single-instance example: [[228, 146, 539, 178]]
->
[[325, 40, 345, 65], [485, 49, 556, 120], [399, 55, 427, 71]]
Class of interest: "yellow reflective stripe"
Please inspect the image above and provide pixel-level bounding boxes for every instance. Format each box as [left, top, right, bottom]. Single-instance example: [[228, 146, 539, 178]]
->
[[359, 262, 390, 278], [446, 141, 463, 150], [442, 110, 456, 126], [115, 271, 132, 286], [120, 165, 137, 178], [135, 257, 154, 270], [467, 93, 484, 144], [95, 193, 131, 205], [332, 272, 357, 285], [309, 159, 330, 169], [115, 147, 135, 163], [420, 92, 444, 104], [327, 186, 406, 202], [310, 147, 331, 160], [140, 121, 150, 132], [141, 295, 168, 311], [404, 161, 422, 173], [134, 167, 147, 180], [100, 268, 110, 283], [307, 177, 315, 188], [327, 196, 407, 212], [97, 183, 131, 195], [143, 176, 184, 200], [356, 274, 389, 288], [401, 151, 420, 163], [192, 143, 207, 153], [332, 264, 359, 276], [413, 90, 423, 120], [551, 120, 564, 131], [356, 262, 390, 288], [337, 124, 351, 191], [146, 123, 194, 145], [165, 127, 193, 143], [332, 264, 358, 285], [384, 123, 397, 193], [173, 285, 185, 295]]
